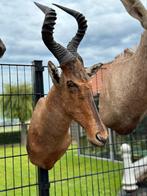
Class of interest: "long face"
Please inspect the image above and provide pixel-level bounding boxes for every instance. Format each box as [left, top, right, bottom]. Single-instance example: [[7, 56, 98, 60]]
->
[[58, 59, 108, 146]]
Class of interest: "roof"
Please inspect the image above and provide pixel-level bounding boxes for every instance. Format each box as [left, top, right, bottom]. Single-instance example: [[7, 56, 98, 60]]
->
[[90, 64, 108, 96]]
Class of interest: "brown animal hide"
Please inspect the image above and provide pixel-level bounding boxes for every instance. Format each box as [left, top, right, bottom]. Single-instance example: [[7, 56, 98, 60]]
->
[[99, 0, 147, 134], [27, 88, 72, 169]]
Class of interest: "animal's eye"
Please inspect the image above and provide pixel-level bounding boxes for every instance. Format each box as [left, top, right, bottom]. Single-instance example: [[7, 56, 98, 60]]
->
[[66, 80, 79, 93]]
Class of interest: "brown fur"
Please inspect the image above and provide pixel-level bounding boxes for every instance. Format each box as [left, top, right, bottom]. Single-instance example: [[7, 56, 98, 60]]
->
[[27, 59, 108, 170], [99, 0, 147, 134]]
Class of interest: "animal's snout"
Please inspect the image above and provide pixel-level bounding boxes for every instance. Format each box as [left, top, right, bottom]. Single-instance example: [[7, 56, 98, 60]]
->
[[88, 132, 108, 147], [96, 133, 107, 146]]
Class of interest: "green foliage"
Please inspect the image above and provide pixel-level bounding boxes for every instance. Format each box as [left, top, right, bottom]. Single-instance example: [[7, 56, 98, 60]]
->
[[0, 131, 20, 144], [0, 83, 33, 123]]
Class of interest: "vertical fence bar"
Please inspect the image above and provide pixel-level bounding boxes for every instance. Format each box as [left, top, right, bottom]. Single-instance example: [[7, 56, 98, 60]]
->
[[32, 60, 50, 196]]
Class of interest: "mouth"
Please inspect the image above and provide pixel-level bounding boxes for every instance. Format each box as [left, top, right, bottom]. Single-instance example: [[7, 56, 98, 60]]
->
[[88, 133, 107, 147], [96, 134, 107, 145]]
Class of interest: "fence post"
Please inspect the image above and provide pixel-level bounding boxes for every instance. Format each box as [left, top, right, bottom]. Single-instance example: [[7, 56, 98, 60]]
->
[[108, 128, 114, 161], [32, 60, 50, 196]]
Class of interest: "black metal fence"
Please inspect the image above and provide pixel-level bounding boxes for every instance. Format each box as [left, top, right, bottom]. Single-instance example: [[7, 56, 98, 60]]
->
[[0, 61, 147, 196]]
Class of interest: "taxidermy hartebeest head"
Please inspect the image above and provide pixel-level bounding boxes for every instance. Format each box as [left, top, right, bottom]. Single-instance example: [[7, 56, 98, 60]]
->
[[98, 0, 147, 135], [0, 39, 6, 58], [27, 3, 108, 170]]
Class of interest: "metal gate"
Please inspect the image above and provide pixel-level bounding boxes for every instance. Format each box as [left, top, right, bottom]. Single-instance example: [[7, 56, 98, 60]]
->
[[0, 61, 147, 196]]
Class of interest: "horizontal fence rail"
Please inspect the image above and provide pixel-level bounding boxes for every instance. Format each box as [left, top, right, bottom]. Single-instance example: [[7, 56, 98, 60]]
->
[[0, 61, 147, 196]]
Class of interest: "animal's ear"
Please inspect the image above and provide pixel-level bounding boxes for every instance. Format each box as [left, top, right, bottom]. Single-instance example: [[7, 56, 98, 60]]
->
[[48, 61, 60, 86], [86, 63, 103, 77], [121, 0, 146, 22], [66, 80, 79, 93]]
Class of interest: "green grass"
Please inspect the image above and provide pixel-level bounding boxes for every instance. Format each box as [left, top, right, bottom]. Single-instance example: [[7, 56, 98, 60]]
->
[[0, 145, 38, 196], [0, 145, 123, 196]]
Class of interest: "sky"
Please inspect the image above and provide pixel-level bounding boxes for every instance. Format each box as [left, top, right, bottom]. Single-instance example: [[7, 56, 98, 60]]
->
[[0, 0, 147, 67]]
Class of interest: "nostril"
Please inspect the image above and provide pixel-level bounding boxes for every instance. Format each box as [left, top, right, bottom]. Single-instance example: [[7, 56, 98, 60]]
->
[[96, 134, 107, 145]]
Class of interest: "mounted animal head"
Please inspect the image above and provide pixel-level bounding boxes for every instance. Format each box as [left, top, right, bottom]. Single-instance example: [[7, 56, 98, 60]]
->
[[35, 3, 108, 146], [0, 39, 6, 58]]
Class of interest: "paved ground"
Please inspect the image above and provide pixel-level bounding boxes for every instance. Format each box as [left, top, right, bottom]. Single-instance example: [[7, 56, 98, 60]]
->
[[118, 187, 147, 196]]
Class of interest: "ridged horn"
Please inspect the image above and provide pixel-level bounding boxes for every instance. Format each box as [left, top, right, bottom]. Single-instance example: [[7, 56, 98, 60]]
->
[[0, 39, 6, 58], [35, 2, 75, 65], [53, 4, 87, 63], [34, 2, 50, 14]]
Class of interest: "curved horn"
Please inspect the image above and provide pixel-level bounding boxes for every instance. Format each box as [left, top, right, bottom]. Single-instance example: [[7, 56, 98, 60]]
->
[[53, 4, 87, 63], [0, 39, 6, 58], [35, 2, 74, 65]]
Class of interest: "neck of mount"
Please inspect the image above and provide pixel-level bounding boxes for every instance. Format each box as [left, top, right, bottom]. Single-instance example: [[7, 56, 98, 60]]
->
[[46, 86, 72, 135], [135, 30, 147, 61]]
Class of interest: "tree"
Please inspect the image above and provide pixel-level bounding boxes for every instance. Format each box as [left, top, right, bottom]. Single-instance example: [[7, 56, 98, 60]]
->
[[0, 83, 33, 145]]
